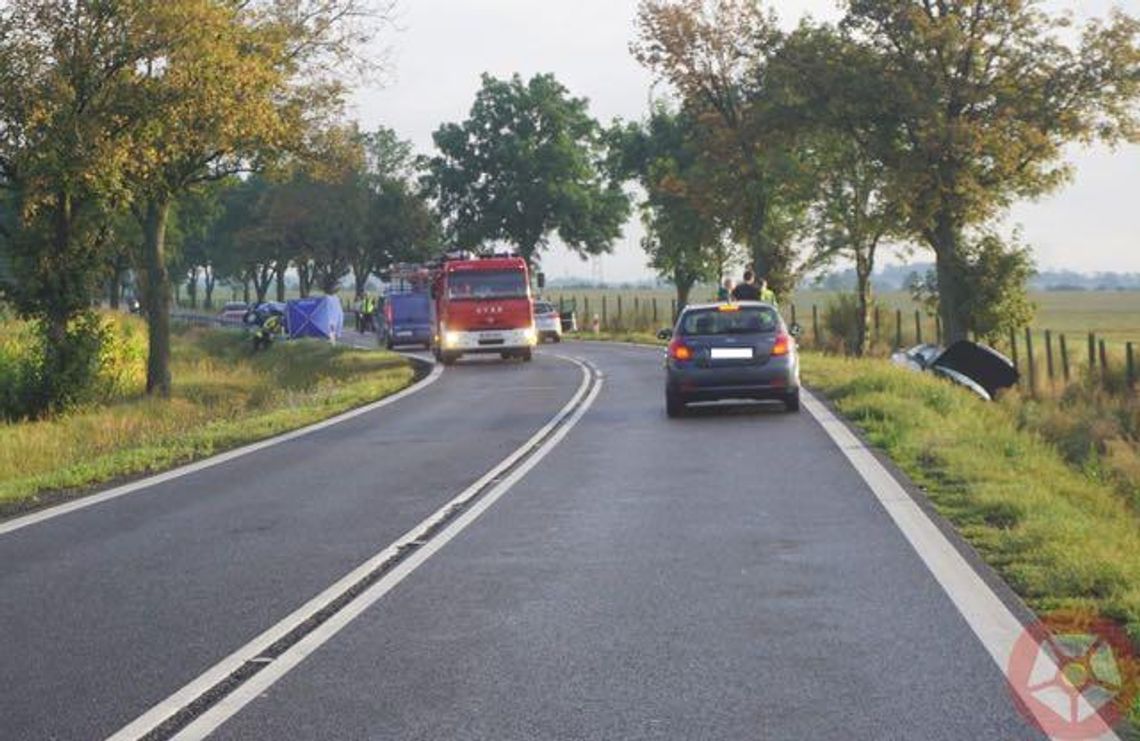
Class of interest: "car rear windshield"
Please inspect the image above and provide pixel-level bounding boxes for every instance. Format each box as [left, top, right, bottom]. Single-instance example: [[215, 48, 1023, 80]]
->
[[679, 306, 780, 335], [447, 270, 528, 300], [534, 302, 555, 314]]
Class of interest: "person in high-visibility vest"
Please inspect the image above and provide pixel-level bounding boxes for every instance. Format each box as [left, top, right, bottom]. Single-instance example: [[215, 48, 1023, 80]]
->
[[759, 277, 777, 306]]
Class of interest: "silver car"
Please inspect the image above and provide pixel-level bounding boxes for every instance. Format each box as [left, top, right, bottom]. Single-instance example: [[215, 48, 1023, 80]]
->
[[533, 300, 563, 343], [660, 302, 801, 417]]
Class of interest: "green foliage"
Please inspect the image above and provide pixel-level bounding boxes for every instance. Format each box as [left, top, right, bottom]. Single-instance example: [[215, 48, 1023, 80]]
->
[[610, 106, 729, 306], [0, 313, 146, 421], [632, 0, 813, 297], [842, 0, 1140, 339], [424, 73, 630, 265], [823, 293, 881, 356], [910, 232, 1036, 343]]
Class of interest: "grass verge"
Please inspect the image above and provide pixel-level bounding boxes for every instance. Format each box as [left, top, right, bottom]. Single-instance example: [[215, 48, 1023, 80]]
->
[[802, 351, 1140, 727], [0, 323, 416, 517]]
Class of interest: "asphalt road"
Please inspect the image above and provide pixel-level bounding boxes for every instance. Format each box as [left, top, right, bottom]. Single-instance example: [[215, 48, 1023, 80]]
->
[[1, 342, 1046, 740]]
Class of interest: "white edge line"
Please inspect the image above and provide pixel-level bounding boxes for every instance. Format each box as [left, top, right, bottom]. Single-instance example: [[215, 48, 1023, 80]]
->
[[0, 357, 442, 538], [108, 355, 595, 741], [802, 390, 1117, 741]]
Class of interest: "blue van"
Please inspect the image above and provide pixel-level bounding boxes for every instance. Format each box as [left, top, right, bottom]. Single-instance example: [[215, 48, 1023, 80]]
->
[[383, 291, 433, 349]]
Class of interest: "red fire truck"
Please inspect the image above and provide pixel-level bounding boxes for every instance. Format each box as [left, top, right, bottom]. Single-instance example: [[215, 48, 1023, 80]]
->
[[426, 251, 537, 365]]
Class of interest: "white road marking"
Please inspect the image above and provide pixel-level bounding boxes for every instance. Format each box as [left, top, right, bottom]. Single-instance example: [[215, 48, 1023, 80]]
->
[[0, 359, 443, 538], [802, 391, 1116, 741], [574, 341, 1116, 739], [108, 355, 599, 741]]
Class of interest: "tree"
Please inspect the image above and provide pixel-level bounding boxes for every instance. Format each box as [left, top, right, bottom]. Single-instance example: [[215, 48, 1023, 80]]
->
[[611, 106, 728, 309], [632, 0, 811, 297], [124, 0, 389, 395], [0, 1, 149, 416], [910, 232, 1036, 344], [423, 73, 630, 267], [844, 0, 1140, 341], [774, 26, 908, 355]]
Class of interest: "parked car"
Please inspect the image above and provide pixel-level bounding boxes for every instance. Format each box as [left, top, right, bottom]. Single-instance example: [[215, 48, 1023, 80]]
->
[[534, 300, 562, 343], [218, 301, 249, 324], [890, 340, 1019, 401], [660, 302, 802, 417]]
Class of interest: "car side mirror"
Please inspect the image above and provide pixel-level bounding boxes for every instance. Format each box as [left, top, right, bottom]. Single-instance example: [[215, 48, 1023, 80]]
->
[[788, 323, 803, 339], [656, 328, 673, 341], [536, 271, 546, 289]]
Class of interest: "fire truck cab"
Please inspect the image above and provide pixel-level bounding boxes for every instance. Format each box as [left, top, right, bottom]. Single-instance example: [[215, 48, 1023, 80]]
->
[[430, 251, 537, 365]]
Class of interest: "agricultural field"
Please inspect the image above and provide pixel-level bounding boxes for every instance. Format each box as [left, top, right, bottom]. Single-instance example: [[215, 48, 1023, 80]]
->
[[547, 286, 1140, 343]]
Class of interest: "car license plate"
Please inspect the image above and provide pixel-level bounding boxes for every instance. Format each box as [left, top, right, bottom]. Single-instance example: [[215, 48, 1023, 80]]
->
[[397, 331, 412, 336], [480, 332, 503, 341], [711, 347, 753, 360]]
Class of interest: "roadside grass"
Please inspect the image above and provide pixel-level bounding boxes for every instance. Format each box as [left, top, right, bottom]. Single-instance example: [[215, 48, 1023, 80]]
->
[[802, 354, 1140, 676], [0, 321, 415, 515], [562, 329, 666, 346]]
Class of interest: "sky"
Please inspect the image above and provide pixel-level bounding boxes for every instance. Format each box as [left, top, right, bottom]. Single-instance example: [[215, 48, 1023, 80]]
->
[[349, 0, 1140, 282]]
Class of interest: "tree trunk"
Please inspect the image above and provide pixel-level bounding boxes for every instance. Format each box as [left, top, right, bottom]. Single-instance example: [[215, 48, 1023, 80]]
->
[[675, 273, 693, 316], [931, 211, 968, 342], [204, 266, 216, 309], [243, 278, 251, 304], [297, 262, 313, 297], [187, 266, 199, 309], [854, 255, 872, 358], [108, 270, 122, 310], [255, 266, 272, 304], [275, 265, 285, 302], [353, 265, 369, 300], [142, 196, 173, 397]]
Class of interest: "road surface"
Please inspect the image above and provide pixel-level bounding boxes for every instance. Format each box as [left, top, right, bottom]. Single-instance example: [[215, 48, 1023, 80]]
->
[[0, 342, 1050, 740]]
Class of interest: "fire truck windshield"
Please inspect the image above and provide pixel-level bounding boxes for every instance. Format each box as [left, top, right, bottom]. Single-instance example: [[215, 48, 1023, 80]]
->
[[447, 270, 528, 300]]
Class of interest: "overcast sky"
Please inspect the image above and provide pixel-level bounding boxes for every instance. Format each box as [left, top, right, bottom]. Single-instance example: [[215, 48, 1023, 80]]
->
[[350, 0, 1140, 281]]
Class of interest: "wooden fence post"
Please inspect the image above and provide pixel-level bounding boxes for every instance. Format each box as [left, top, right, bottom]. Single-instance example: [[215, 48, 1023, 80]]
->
[[1044, 330, 1055, 385], [874, 306, 881, 344], [652, 298, 658, 325], [1099, 340, 1109, 383], [1088, 332, 1097, 371], [602, 295, 608, 330], [1025, 328, 1037, 397], [1127, 342, 1135, 390], [616, 295, 622, 330], [1009, 329, 1019, 376], [935, 315, 942, 345], [895, 309, 902, 350], [1060, 334, 1070, 383], [914, 310, 923, 344], [790, 303, 797, 327], [584, 296, 590, 325], [812, 305, 820, 348], [671, 298, 677, 322]]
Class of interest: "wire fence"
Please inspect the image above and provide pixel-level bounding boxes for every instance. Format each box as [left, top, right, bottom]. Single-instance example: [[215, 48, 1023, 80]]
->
[[549, 292, 1137, 394]]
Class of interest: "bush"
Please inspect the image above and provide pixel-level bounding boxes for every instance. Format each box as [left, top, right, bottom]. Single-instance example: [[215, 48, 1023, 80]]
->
[[822, 293, 879, 356], [0, 312, 147, 420]]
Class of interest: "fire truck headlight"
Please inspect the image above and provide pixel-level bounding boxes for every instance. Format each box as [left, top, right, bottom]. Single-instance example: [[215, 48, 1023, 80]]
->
[[444, 330, 461, 348], [523, 326, 537, 345]]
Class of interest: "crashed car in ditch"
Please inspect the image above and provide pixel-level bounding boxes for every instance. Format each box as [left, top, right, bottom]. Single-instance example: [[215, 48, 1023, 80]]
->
[[890, 340, 1019, 401]]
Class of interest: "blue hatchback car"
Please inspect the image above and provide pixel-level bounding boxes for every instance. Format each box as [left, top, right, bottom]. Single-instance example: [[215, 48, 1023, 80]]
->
[[660, 302, 801, 417]]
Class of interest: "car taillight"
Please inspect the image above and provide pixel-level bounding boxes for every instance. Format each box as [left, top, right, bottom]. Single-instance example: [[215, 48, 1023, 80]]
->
[[668, 338, 693, 361], [772, 331, 792, 357]]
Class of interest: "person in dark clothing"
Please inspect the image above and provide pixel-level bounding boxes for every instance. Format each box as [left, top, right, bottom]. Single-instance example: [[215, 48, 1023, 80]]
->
[[731, 269, 760, 301]]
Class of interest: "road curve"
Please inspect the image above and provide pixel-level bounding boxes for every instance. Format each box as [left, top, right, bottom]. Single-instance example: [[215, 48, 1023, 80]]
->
[[0, 353, 583, 740], [2, 342, 1050, 740], [208, 342, 1043, 740]]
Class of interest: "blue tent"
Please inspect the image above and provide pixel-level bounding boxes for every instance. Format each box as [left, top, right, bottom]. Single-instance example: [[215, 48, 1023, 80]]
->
[[286, 296, 344, 340]]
